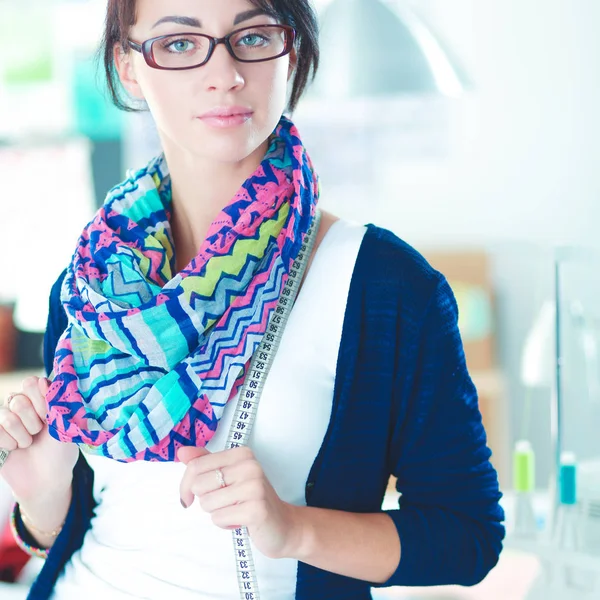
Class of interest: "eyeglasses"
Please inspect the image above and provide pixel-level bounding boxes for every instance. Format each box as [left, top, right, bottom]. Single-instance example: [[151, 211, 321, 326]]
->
[[127, 24, 296, 71]]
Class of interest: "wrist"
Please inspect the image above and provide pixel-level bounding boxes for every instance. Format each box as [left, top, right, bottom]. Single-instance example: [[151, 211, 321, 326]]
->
[[15, 478, 73, 528], [15, 473, 73, 505], [19, 502, 66, 538], [16, 483, 72, 548], [283, 504, 314, 561]]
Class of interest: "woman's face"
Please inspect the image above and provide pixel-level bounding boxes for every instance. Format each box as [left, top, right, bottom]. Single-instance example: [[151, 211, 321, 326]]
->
[[118, 0, 295, 164]]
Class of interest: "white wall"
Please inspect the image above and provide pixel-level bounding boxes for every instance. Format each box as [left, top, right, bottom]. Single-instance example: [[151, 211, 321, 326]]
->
[[395, 0, 600, 247], [311, 0, 600, 485], [309, 0, 600, 246], [401, 0, 600, 486], [308, 0, 600, 244]]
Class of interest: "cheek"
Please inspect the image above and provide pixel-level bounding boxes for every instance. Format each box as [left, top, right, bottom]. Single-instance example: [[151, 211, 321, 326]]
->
[[139, 72, 192, 126], [253, 62, 291, 113], [273, 62, 292, 100]]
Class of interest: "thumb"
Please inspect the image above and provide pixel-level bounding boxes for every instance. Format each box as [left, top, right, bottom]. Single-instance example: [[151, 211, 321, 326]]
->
[[177, 445, 210, 465], [31, 377, 51, 423], [38, 377, 51, 396]]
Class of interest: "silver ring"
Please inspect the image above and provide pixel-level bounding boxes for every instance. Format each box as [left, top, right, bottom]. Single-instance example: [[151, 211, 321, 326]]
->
[[4, 393, 17, 410], [215, 468, 227, 488]]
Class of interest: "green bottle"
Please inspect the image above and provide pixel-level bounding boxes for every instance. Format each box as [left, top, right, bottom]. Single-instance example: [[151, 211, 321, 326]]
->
[[513, 440, 537, 538]]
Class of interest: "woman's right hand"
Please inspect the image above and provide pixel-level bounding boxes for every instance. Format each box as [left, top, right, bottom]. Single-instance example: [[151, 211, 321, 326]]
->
[[0, 376, 79, 501]]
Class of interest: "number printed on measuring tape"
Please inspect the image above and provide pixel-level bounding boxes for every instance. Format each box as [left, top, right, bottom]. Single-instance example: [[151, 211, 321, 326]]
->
[[225, 210, 322, 600]]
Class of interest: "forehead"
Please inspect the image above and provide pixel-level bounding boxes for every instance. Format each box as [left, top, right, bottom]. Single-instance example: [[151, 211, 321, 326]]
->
[[134, 0, 273, 28]]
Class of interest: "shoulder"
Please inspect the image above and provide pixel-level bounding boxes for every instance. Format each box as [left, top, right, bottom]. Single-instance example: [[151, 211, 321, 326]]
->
[[356, 223, 447, 307]]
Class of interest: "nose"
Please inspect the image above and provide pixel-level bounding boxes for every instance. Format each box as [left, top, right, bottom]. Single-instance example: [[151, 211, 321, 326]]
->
[[202, 41, 245, 93]]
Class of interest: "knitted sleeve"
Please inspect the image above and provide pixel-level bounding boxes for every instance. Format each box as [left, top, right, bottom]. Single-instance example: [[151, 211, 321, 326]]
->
[[374, 276, 505, 587]]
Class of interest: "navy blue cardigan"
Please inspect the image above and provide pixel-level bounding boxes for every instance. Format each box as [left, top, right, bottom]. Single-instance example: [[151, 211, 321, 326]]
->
[[24, 223, 504, 599]]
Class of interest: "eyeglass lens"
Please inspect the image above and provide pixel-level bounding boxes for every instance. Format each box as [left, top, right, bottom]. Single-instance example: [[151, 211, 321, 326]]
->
[[150, 26, 289, 68]]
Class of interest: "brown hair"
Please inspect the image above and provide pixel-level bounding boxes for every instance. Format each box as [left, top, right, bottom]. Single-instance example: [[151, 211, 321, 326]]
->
[[99, 0, 320, 113]]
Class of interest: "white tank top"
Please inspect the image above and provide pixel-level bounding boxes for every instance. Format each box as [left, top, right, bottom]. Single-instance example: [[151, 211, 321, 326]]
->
[[50, 218, 367, 600]]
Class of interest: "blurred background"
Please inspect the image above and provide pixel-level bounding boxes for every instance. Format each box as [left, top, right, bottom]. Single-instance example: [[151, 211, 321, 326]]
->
[[1, 0, 600, 598]]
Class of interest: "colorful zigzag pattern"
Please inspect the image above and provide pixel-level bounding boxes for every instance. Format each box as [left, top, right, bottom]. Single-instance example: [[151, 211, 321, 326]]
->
[[45, 116, 319, 462]]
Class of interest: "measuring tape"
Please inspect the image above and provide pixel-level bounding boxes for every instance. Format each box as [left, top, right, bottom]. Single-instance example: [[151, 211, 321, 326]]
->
[[225, 208, 321, 600], [0, 209, 321, 600]]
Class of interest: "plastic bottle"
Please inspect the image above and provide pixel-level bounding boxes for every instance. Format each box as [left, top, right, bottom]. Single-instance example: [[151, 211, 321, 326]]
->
[[552, 452, 597, 593], [513, 440, 537, 538], [554, 451, 580, 551]]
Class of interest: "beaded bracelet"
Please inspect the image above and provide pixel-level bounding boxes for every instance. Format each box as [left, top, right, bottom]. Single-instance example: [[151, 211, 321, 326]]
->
[[9, 503, 50, 560]]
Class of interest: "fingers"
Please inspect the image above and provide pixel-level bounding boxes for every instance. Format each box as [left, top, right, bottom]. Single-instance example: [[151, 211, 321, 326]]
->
[[186, 462, 236, 498], [0, 377, 48, 451], [10, 391, 45, 435], [22, 376, 49, 422], [38, 377, 51, 401], [183, 446, 254, 476], [177, 445, 209, 465], [196, 479, 263, 514], [179, 449, 262, 508], [180, 464, 228, 508], [210, 502, 261, 530], [0, 404, 33, 450]]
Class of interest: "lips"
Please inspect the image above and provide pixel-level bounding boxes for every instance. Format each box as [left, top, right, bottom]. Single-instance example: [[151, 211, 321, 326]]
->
[[199, 106, 253, 119], [197, 107, 254, 129]]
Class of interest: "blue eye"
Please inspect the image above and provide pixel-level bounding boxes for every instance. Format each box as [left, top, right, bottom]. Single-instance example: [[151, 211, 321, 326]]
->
[[238, 34, 269, 47], [164, 38, 196, 53]]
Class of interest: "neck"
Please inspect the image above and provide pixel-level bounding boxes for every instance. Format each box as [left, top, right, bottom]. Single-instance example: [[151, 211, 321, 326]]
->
[[163, 140, 269, 272]]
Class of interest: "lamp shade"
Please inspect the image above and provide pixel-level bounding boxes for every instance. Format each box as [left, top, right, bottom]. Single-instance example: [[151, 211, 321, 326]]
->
[[310, 0, 465, 99]]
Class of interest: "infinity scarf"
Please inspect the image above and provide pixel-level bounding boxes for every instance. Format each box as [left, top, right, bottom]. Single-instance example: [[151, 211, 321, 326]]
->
[[46, 116, 319, 462]]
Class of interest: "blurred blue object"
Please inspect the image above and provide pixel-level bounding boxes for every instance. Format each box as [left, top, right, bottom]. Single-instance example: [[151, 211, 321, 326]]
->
[[72, 55, 123, 141]]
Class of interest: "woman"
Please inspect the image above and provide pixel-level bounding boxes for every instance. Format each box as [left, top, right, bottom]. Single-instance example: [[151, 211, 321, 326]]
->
[[0, 0, 504, 598]]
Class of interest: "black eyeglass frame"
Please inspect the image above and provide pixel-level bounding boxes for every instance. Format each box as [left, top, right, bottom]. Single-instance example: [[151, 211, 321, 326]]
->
[[127, 24, 297, 71]]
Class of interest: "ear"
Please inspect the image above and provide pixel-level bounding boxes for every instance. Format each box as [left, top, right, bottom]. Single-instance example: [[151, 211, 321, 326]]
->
[[287, 47, 298, 81], [113, 43, 145, 100]]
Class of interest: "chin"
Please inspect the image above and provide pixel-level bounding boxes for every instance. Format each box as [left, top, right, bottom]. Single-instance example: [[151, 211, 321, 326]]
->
[[189, 122, 267, 164]]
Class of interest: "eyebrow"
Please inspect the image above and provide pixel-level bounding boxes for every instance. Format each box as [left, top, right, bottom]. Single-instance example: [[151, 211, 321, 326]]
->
[[234, 9, 271, 26], [151, 9, 271, 30]]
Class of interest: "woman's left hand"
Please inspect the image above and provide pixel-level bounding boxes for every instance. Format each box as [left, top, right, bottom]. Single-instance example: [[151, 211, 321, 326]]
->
[[177, 445, 303, 560]]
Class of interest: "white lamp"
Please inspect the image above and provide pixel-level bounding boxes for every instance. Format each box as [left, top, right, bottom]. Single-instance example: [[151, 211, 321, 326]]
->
[[311, 0, 467, 99], [520, 300, 556, 389]]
